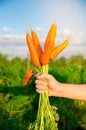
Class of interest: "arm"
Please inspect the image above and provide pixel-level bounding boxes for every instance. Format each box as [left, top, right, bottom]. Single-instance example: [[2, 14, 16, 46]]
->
[[35, 74, 86, 101], [57, 83, 86, 101]]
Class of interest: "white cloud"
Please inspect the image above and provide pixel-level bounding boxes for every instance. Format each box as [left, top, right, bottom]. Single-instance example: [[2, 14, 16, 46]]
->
[[0, 31, 86, 59], [63, 29, 72, 36], [36, 26, 45, 32], [0, 34, 28, 58], [70, 33, 84, 45], [0, 27, 14, 32], [56, 28, 85, 45], [0, 34, 25, 43]]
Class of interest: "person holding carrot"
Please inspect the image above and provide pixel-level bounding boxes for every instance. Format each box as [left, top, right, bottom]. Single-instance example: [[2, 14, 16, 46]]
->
[[35, 74, 86, 101]]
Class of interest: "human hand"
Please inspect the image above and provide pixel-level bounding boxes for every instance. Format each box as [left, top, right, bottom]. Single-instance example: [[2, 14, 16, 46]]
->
[[36, 74, 86, 100], [35, 74, 61, 96]]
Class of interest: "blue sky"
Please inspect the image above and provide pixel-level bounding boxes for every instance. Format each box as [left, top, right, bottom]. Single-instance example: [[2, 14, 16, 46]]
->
[[0, 0, 86, 58]]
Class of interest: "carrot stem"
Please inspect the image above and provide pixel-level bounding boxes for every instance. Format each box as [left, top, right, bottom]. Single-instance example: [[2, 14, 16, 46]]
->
[[34, 64, 58, 130]]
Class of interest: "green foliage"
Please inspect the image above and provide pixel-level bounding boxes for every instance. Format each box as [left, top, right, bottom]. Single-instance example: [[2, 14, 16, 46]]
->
[[0, 53, 86, 130]]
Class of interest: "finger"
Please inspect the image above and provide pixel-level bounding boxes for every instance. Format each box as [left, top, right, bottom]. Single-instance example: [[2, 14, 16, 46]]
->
[[36, 88, 46, 94], [36, 74, 52, 80], [36, 85, 48, 91], [35, 79, 48, 86]]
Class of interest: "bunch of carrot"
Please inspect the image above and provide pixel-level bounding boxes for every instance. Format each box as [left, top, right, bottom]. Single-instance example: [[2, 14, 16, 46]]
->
[[24, 22, 69, 130], [24, 22, 69, 86]]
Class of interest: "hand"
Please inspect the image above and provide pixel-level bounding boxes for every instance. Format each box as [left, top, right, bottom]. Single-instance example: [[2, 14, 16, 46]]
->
[[35, 74, 61, 96], [35, 74, 86, 101]]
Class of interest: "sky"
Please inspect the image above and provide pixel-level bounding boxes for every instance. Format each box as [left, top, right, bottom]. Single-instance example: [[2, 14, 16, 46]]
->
[[0, 0, 86, 58]]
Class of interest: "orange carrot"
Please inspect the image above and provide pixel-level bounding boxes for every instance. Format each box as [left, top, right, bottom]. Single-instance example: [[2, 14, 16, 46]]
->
[[40, 23, 57, 65], [40, 38, 55, 64], [23, 70, 34, 86], [31, 30, 43, 57], [50, 39, 69, 60], [40, 51, 50, 65], [26, 33, 41, 67], [44, 23, 57, 50]]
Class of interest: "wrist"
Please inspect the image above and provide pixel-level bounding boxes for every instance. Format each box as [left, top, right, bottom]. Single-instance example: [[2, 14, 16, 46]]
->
[[52, 82, 64, 97]]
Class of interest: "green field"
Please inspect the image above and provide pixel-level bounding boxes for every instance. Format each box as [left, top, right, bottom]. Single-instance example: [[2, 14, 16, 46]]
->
[[0, 53, 86, 130]]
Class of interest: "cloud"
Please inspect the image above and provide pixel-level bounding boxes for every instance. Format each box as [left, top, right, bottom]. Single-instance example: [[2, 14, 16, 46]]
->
[[0, 27, 14, 32], [25, 26, 85, 47], [0, 34, 28, 58], [70, 33, 85, 45], [36, 27, 42, 31], [35, 26, 45, 32], [56, 28, 85, 46], [0, 31, 86, 59], [63, 29, 71, 36], [58, 29, 86, 57], [0, 34, 25, 43]]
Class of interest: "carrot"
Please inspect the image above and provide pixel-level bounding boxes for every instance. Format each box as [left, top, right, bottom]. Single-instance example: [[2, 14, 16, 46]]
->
[[31, 30, 43, 57], [40, 23, 57, 65], [40, 51, 50, 65], [44, 23, 57, 50], [50, 39, 69, 60], [23, 70, 34, 86], [40, 38, 55, 64], [26, 33, 41, 67]]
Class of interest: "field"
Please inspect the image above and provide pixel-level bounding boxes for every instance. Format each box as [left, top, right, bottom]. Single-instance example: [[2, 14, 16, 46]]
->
[[0, 53, 86, 130]]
